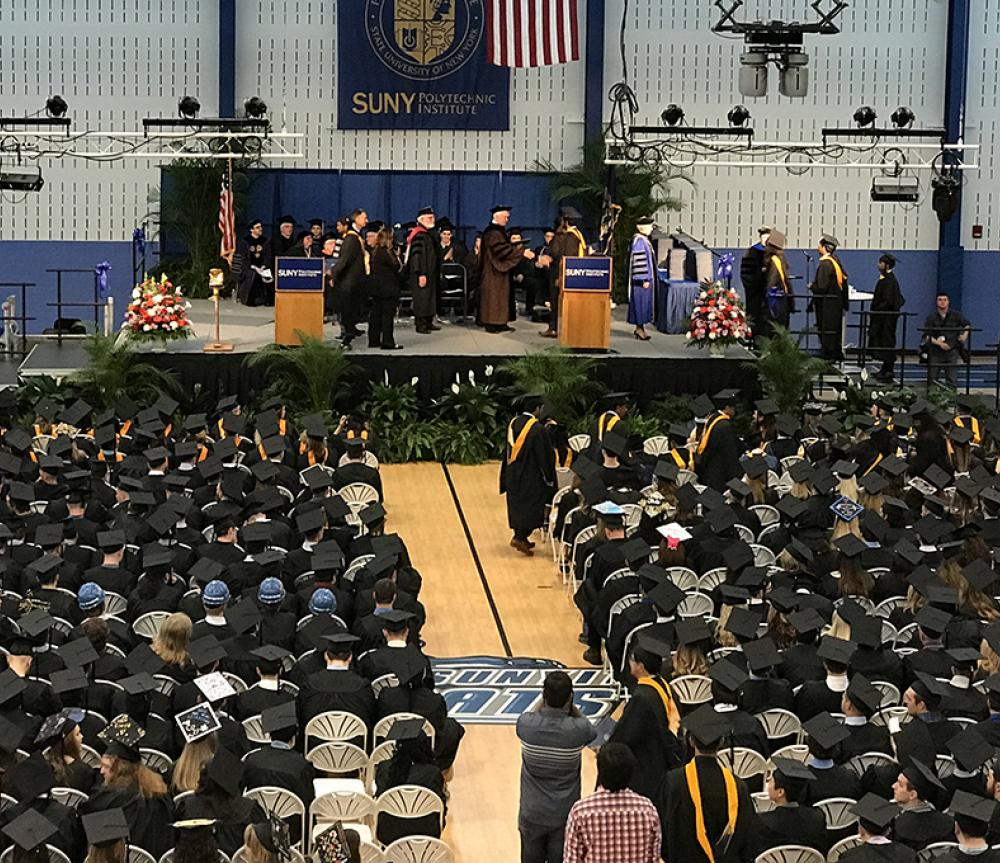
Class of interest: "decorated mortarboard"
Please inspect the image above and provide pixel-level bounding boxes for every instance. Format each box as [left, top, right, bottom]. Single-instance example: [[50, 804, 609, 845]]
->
[[2, 808, 58, 851], [830, 496, 865, 523], [227, 597, 263, 635], [260, 701, 297, 734], [817, 635, 857, 665], [593, 500, 624, 523], [81, 808, 130, 849], [674, 616, 712, 646], [34, 707, 84, 748], [682, 703, 733, 747], [741, 636, 781, 671], [252, 814, 292, 863], [175, 702, 222, 744], [803, 711, 851, 748], [98, 713, 145, 761], [647, 579, 684, 616], [851, 794, 900, 830]]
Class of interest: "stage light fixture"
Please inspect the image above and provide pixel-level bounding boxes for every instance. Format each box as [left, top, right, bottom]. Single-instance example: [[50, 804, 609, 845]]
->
[[853, 106, 877, 128], [244, 96, 268, 119], [0, 170, 44, 192], [178, 96, 201, 120], [779, 52, 809, 98], [738, 51, 769, 98], [45, 95, 68, 118], [660, 104, 685, 126], [891, 106, 915, 128], [727, 105, 751, 127]]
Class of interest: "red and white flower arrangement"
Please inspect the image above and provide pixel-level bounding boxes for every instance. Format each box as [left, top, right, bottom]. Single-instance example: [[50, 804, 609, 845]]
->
[[686, 278, 751, 350], [124, 274, 193, 341]]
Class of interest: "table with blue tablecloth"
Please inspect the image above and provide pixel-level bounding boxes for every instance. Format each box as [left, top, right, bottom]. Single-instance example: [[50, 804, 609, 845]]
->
[[655, 273, 702, 334]]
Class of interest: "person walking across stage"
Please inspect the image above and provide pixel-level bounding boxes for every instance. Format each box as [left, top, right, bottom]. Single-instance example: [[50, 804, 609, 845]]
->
[[367, 224, 404, 351], [810, 233, 849, 361], [499, 394, 554, 556], [627, 216, 657, 341], [923, 291, 971, 389], [330, 209, 368, 345], [405, 207, 441, 335], [479, 204, 536, 333], [694, 389, 742, 492], [741, 225, 771, 340], [763, 229, 792, 336], [869, 254, 905, 382], [515, 671, 596, 863]]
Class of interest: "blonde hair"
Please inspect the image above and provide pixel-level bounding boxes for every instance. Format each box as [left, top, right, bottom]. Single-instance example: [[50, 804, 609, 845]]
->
[[838, 559, 874, 600], [980, 638, 1000, 677], [959, 579, 1000, 622], [171, 734, 217, 794], [859, 491, 884, 515], [152, 612, 192, 667], [715, 606, 739, 649], [790, 482, 811, 501], [746, 475, 768, 506], [242, 825, 276, 863], [904, 585, 925, 615], [103, 756, 168, 799], [671, 644, 708, 677], [831, 519, 863, 542], [836, 476, 859, 502], [937, 558, 964, 592], [85, 842, 126, 863]]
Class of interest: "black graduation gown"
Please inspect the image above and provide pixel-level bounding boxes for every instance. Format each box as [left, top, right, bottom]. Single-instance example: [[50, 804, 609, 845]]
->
[[81, 784, 175, 857], [358, 643, 431, 684], [374, 761, 445, 844], [236, 235, 272, 307], [794, 680, 846, 721], [810, 255, 848, 359], [499, 413, 555, 538], [757, 805, 828, 855], [892, 807, 955, 850], [695, 413, 742, 492], [779, 643, 825, 688], [941, 682, 988, 720], [235, 684, 295, 722], [330, 229, 367, 320], [242, 745, 316, 815], [973, 716, 1000, 747], [802, 765, 862, 804], [0, 798, 85, 862], [841, 721, 893, 762], [332, 462, 383, 500], [851, 648, 905, 690], [607, 676, 684, 799], [377, 685, 465, 771], [868, 272, 904, 356], [941, 849, 1000, 863], [658, 756, 759, 863], [406, 227, 440, 319], [298, 668, 377, 731], [840, 842, 917, 863], [176, 794, 267, 857]]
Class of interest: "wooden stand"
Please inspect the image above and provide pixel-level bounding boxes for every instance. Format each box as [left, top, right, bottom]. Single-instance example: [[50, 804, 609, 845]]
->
[[275, 291, 324, 345], [559, 257, 612, 350], [203, 283, 234, 352]]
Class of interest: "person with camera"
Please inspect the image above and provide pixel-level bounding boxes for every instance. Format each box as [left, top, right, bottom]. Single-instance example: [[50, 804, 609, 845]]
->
[[515, 671, 596, 863], [922, 291, 970, 388]]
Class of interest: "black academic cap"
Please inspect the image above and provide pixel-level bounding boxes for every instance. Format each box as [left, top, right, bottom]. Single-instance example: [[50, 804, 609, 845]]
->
[[817, 635, 857, 666], [946, 728, 995, 774], [948, 425, 974, 446], [620, 537, 651, 567], [188, 636, 227, 669], [772, 757, 816, 783], [188, 557, 225, 587], [571, 456, 600, 481], [902, 757, 944, 799], [735, 566, 768, 592], [0, 715, 25, 754], [261, 702, 297, 735], [33, 523, 64, 548], [379, 609, 414, 632], [709, 658, 749, 692], [788, 607, 824, 635], [227, 598, 263, 635], [775, 495, 807, 522], [2, 808, 58, 851], [851, 794, 900, 830], [51, 666, 89, 696], [0, 669, 27, 708], [323, 632, 360, 650], [725, 606, 765, 641], [97, 529, 127, 551], [803, 711, 851, 748], [674, 616, 712, 647], [125, 643, 166, 676], [712, 388, 740, 407], [58, 399, 92, 428], [601, 431, 627, 458], [878, 454, 908, 478], [915, 605, 951, 637], [963, 559, 998, 592], [767, 587, 799, 614], [647, 580, 684, 616], [4, 428, 32, 453], [81, 809, 130, 849], [59, 637, 100, 668], [652, 460, 679, 484], [742, 636, 781, 671], [810, 470, 837, 495], [205, 746, 243, 797], [359, 502, 387, 528], [850, 615, 882, 650], [691, 395, 715, 418], [674, 483, 699, 511], [118, 673, 157, 697], [683, 703, 733, 747], [949, 790, 999, 825], [846, 673, 882, 716], [910, 672, 947, 707], [18, 608, 54, 638], [301, 465, 333, 492], [726, 478, 752, 499], [7, 752, 55, 802], [705, 506, 737, 535], [719, 584, 751, 606]]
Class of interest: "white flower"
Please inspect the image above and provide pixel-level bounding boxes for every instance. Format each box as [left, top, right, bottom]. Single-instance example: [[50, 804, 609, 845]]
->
[[143, 324, 151, 331], [132, 288, 141, 299], [709, 332, 717, 339], [485, 364, 494, 376], [383, 370, 389, 385], [860, 368, 869, 382], [686, 331, 693, 339], [170, 321, 178, 329], [411, 376, 419, 386], [451, 383, 460, 394], [708, 312, 716, 321]]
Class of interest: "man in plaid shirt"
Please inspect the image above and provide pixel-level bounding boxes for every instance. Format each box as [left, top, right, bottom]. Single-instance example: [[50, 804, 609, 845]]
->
[[563, 743, 662, 863]]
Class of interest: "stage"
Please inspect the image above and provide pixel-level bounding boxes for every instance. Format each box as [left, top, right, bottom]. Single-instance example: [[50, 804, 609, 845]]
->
[[17, 299, 757, 403]]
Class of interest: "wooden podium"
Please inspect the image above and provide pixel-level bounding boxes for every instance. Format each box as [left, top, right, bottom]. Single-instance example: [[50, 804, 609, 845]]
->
[[274, 257, 325, 346], [559, 256, 612, 350]]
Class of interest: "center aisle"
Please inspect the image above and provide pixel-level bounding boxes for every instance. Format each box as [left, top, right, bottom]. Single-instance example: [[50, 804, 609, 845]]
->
[[380, 463, 595, 863]]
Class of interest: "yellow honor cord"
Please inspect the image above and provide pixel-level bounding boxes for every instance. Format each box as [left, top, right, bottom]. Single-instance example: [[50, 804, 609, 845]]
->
[[507, 416, 538, 464]]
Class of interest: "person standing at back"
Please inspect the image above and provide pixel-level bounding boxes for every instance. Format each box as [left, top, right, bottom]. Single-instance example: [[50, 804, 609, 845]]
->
[[740, 225, 771, 340], [367, 224, 404, 351], [405, 207, 441, 335], [515, 671, 596, 863]]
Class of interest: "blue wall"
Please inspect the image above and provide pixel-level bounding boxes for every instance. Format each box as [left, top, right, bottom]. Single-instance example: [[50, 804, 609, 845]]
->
[[0, 241, 137, 336]]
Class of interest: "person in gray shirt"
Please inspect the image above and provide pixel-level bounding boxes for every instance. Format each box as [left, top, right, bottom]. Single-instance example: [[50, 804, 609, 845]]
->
[[516, 670, 597, 863]]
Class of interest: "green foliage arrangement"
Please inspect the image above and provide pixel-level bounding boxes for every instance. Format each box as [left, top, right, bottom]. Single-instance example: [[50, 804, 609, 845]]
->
[[501, 347, 605, 422], [749, 326, 831, 415], [70, 335, 178, 409]]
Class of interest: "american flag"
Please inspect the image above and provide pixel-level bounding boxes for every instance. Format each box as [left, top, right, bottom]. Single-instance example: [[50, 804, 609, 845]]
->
[[486, 0, 580, 68], [218, 170, 235, 264]]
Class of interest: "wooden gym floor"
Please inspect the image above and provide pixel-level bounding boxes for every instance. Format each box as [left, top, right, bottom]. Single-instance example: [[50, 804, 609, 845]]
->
[[382, 463, 598, 862]]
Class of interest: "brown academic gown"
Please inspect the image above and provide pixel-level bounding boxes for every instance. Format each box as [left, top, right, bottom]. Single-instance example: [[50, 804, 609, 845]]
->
[[479, 222, 526, 325]]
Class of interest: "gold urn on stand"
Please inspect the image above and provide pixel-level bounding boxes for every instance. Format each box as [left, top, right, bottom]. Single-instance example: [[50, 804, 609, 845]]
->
[[203, 268, 234, 353]]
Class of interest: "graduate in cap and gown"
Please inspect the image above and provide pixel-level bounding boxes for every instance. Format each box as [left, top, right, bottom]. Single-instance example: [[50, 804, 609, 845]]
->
[[479, 205, 536, 332], [627, 217, 657, 340], [839, 794, 916, 863], [657, 704, 759, 863], [943, 791, 1000, 863], [869, 254, 905, 382], [694, 390, 743, 492], [809, 233, 849, 361], [499, 394, 555, 556], [890, 757, 955, 849]]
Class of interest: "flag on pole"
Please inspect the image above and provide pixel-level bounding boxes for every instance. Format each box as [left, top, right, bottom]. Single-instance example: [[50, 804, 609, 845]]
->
[[486, 0, 580, 68], [218, 167, 236, 265]]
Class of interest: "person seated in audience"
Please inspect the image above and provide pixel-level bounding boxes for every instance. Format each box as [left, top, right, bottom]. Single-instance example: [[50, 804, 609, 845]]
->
[[332, 438, 382, 500], [841, 794, 917, 863], [706, 659, 769, 756], [298, 632, 375, 740], [40, 709, 100, 795], [172, 818, 222, 863], [891, 758, 955, 849], [374, 721, 447, 845], [944, 791, 1000, 863], [942, 648, 989, 720], [903, 672, 961, 754], [256, 578, 296, 651], [800, 713, 862, 803], [848, 613, 905, 690], [973, 674, 1000, 747], [150, 612, 195, 684], [175, 747, 266, 857], [794, 635, 855, 721], [294, 573, 352, 649], [840, 674, 893, 761], [235, 645, 295, 721], [357, 609, 430, 682], [169, 733, 217, 796], [191, 580, 233, 642], [756, 757, 828, 854]]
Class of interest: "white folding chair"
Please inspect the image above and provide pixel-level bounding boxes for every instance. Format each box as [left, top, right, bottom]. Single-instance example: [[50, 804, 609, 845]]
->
[[814, 798, 858, 831], [754, 846, 825, 863], [382, 837, 454, 863], [375, 784, 445, 834], [677, 591, 713, 617], [140, 748, 174, 774], [50, 787, 88, 809], [872, 680, 900, 707], [367, 741, 398, 794], [245, 787, 306, 851], [103, 591, 128, 617], [373, 713, 435, 747], [608, 594, 641, 636], [308, 790, 376, 848], [753, 791, 775, 813], [371, 674, 399, 697], [305, 711, 368, 749], [699, 567, 728, 592], [665, 566, 699, 590], [128, 848, 157, 863], [750, 504, 780, 527], [358, 842, 388, 863], [827, 836, 863, 863], [769, 744, 809, 764], [846, 751, 897, 778], [670, 674, 713, 707], [242, 715, 271, 744], [750, 544, 776, 567], [567, 434, 590, 453], [309, 742, 369, 796], [133, 611, 170, 640], [719, 747, 768, 780], [643, 435, 671, 455], [755, 709, 803, 744]]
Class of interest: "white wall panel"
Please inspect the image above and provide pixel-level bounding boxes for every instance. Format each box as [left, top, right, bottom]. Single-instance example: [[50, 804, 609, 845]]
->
[[0, 0, 217, 242], [234, 0, 587, 172], [962, 0, 1000, 251], [604, 0, 949, 250]]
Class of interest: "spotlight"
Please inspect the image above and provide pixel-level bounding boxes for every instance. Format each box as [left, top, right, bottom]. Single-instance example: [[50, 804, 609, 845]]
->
[[727, 105, 751, 127], [891, 106, 915, 128], [244, 96, 268, 119], [853, 106, 877, 128], [779, 52, 809, 98], [738, 51, 769, 98], [660, 104, 685, 126], [0, 170, 44, 192], [178, 96, 201, 120], [45, 95, 68, 118]]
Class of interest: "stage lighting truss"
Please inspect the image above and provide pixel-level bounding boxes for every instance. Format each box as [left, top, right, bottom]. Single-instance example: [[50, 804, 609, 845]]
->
[[0, 127, 303, 165]]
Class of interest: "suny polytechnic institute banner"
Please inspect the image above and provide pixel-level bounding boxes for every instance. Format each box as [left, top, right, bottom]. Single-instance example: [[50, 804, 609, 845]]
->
[[337, 0, 510, 131]]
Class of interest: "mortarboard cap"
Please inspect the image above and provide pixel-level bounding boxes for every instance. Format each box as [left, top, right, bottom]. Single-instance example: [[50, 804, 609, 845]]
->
[[2, 809, 58, 851], [946, 729, 995, 774], [788, 608, 824, 635], [674, 616, 712, 646], [803, 711, 851, 749], [709, 658, 749, 692], [682, 703, 733, 747], [205, 746, 243, 797], [902, 757, 944, 799], [845, 673, 882, 716], [175, 703, 221, 745], [260, 702, 297, 735], [851, 794, 900, 831], [949, 789, 998, 825], [742, 636, 781, 671], [81, 809, 130, 849]]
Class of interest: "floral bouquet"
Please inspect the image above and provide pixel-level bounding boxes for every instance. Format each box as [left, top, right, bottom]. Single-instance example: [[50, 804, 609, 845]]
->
[[686, 278, 751, 352], [124, 274, 193, 341]]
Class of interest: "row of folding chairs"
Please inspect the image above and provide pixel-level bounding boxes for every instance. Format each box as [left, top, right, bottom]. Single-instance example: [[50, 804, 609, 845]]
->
[[756, 837, 966, 863], [242, 710, 434, 752]]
